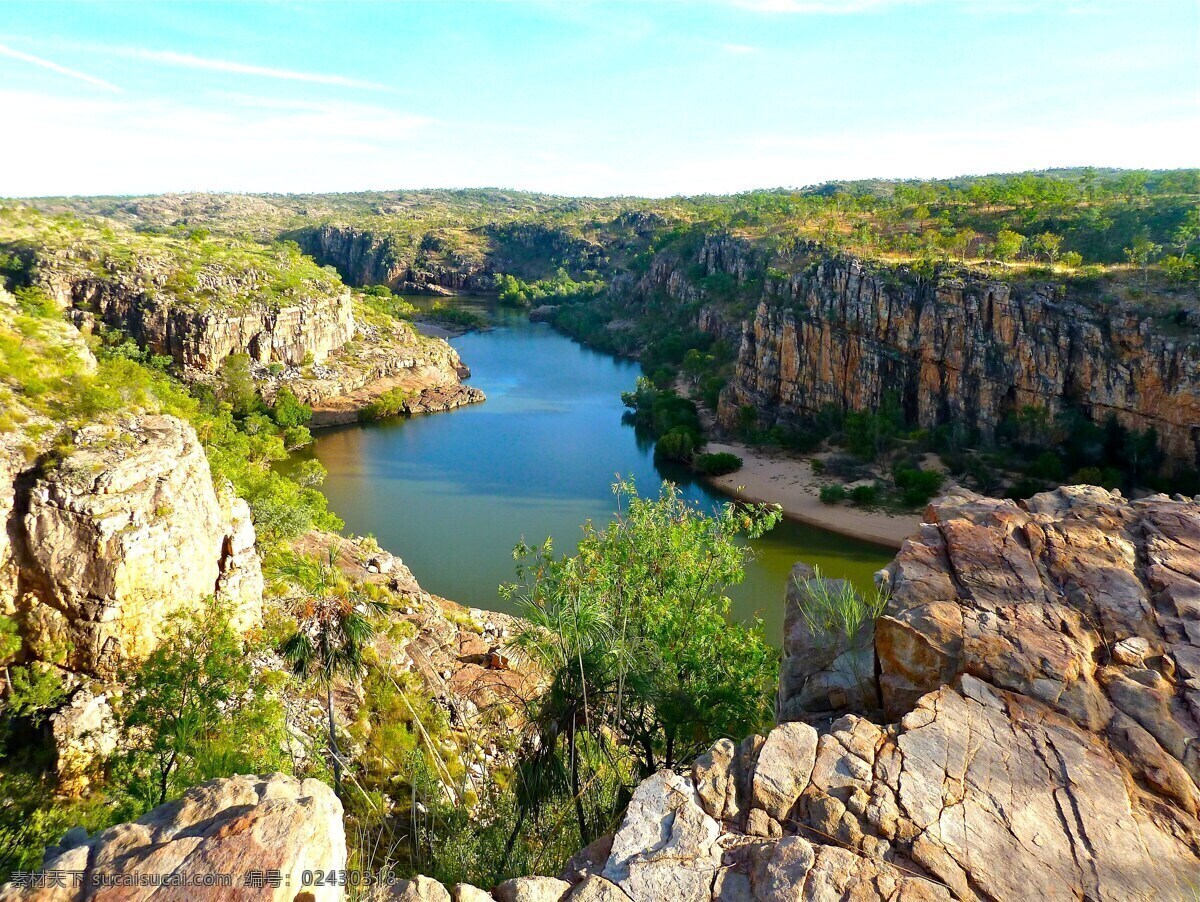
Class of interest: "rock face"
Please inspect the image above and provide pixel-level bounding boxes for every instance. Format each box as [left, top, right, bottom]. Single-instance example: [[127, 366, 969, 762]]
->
[[11, 415, 262, 676], [297, 225, 496, 294], [716, 251, 1200, 467], [505, 486, 1200, 901], [69, 277, 355, 376], [0, 773, 345, 902]]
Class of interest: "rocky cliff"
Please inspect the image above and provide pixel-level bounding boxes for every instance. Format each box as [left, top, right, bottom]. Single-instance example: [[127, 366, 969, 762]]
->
[[67, 277, 355, 376], [0, 774, 345, 902], [296, 225, 496, 294], [609, 233, 1200, 468], [17, 487, 1195, 900], [715, 248, 1200, 467], [4, 415, 263, 678]]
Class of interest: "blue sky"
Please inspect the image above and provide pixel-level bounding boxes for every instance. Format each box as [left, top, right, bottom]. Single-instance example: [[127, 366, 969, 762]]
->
[[1, 0, 1196, 197]]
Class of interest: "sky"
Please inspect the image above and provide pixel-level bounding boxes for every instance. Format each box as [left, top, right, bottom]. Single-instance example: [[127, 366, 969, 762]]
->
[[0, 0, 1197, 197]]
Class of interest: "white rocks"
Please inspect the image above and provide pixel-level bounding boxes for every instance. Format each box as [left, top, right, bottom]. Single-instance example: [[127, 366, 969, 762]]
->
[[748, 722, 818, 824], [494, 876, 571, 902], [51, 683, 117, 796], [602, 771, 720, 902], [387, 876, 453, 901]]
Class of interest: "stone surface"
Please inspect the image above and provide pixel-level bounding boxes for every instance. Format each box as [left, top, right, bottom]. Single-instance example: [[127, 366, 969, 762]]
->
[[451, 885, 494, 902], [494, 877, 571, 902], [709, 242, 1200, 466], [387, 876, 453, 901], [16, 415, 262, 676], [778, 563, 879, 723], [0, 773, 345, 901], [562, 876, 625, 901], [748, 722, 818, 822], [602, 771, 721, 901], [51, 683, 117, 797]]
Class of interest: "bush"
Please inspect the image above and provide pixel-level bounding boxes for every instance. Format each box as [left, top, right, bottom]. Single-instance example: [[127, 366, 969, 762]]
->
[[655, 426, 699, 462], [694, 452, 743, 476], [893, 467, 944, 507], [1027, 450, 1065, 482], [849, 483, 880, 506], [271, 387, 312, 428], [791, 565, 889, 644], [360, 388, 410, 422], [819, 484, 846, 504]]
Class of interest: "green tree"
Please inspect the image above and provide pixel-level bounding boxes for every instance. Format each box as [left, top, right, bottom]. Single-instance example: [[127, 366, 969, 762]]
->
[[993, 229, 1022, 260], [217, 352, 259, 417], [1124, 237, 1162, 285], [114, 598, 285, 811], [501, 482, 782, 851], [1032, 232, 1063, 267], [271, 386, 312, 428], [277, 548, 386, 794]]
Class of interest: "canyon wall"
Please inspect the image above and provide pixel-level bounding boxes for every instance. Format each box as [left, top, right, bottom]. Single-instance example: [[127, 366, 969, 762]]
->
[[296, 224, 496, 293], [617, 234, 1200, 467], [66, 277, 355, 376]]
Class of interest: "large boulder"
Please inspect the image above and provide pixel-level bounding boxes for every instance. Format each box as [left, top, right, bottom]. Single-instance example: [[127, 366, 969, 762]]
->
[[16, 415, 262, 675], [0, 773, 345, 901]]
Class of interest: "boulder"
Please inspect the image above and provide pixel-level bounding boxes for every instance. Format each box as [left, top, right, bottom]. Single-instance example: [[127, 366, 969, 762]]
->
[[602, 771, 720, 902], [17, 415, 262, 676], [494, 877, 570, 902], [51, 683, 117, 797], [387, 876, 452, 901], [0, 773, 345, 901]]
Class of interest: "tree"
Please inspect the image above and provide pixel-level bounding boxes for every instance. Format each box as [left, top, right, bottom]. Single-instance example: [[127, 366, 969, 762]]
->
[[1061, 251, 1083, 269], [217, 352, 259, 417], [993, 229, 1024, 262], [1032, 232, 1063, 267], [1124, 237, 1162, 286], [115, 598, 285, 811], [271, 386, 312, 428], [1170, 208, 1200, 256], [500, 482, 781, 853], [277, 547, 387, 794]]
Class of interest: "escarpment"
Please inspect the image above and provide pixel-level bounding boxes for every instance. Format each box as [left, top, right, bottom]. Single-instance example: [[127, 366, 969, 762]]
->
[[5, 415, 263, 677], [716, 250, 1200, 466], [612, 234, 1200, 468], [296, 224, 497, 294], [67, 275, 356, 376]]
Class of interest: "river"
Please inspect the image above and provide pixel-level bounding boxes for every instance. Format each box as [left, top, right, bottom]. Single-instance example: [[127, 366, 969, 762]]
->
[[289, 300, 893, 642]]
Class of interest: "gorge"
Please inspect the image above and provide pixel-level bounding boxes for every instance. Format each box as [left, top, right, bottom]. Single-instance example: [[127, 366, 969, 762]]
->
[[1, 169, 1198, 901]]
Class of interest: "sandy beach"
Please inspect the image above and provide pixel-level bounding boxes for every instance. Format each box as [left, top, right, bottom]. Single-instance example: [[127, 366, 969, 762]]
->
[[699, 440, 922, 549]]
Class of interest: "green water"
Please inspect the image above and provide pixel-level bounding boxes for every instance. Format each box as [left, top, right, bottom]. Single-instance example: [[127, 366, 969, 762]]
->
[[290, 301, 892, 643]]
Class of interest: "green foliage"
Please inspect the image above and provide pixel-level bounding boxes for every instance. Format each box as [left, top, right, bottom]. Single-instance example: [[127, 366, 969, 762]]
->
[[892, 467, 944, 507], [425, 302, 489, 330], [271, 386, 312, 427], [843, 394, 905, 461], [3, 665, 67, 727], [819, 484, 847, 504], [504, 481, 781, 797], [654, 426, 699, 463], [791, 565, 889, 645], [621, 378, 702, 458], [360, 387, 410, 421], [849, 482, 881, 506], [497, 269, 603, 308], [693, 451, 743, 476], [112, 597, 287, 812], [217, 352, 259, 417]]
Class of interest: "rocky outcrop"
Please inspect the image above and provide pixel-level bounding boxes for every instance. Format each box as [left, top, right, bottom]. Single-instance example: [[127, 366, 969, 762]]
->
[[717, 252, 1200, 467], [297, 225, 496, 294], [490, 487, 1200, 901], [68, 278, 355, 376], [0, 773, 345, 901], [9, 415, 262, 676]]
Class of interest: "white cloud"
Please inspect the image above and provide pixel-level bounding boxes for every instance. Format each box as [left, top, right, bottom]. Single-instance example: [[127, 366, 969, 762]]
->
[[0, 41, 120, 92], [109, 47, 389, 91]]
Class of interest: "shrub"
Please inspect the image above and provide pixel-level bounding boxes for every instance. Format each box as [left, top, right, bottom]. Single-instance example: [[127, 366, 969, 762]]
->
[[1027, 450, 1065, 482], [849, 483, 880, 506], [361, 388, 410, 422], [694, 452, 743, 476], [271, 386, 312, 427], [819, 484, 846, 504], [791, 565, 889, 644], [893, 467, 944, 507], [654, 426, 699, 462]]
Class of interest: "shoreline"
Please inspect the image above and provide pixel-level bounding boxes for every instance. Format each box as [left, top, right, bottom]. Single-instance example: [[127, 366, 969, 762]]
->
[[698, 439, 920, 549]]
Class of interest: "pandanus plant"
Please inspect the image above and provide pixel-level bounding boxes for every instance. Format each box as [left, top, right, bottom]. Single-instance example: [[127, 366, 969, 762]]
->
[[277, 546, 387, 794]]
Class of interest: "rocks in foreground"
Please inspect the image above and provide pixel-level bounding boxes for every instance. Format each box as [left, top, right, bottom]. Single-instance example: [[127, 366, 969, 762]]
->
[[0, 774, 345, 902]]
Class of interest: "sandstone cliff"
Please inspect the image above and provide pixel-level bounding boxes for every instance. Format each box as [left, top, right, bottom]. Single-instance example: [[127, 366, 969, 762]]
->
[[610, 233, 1200, 469], [5, 415, 262, 678]]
